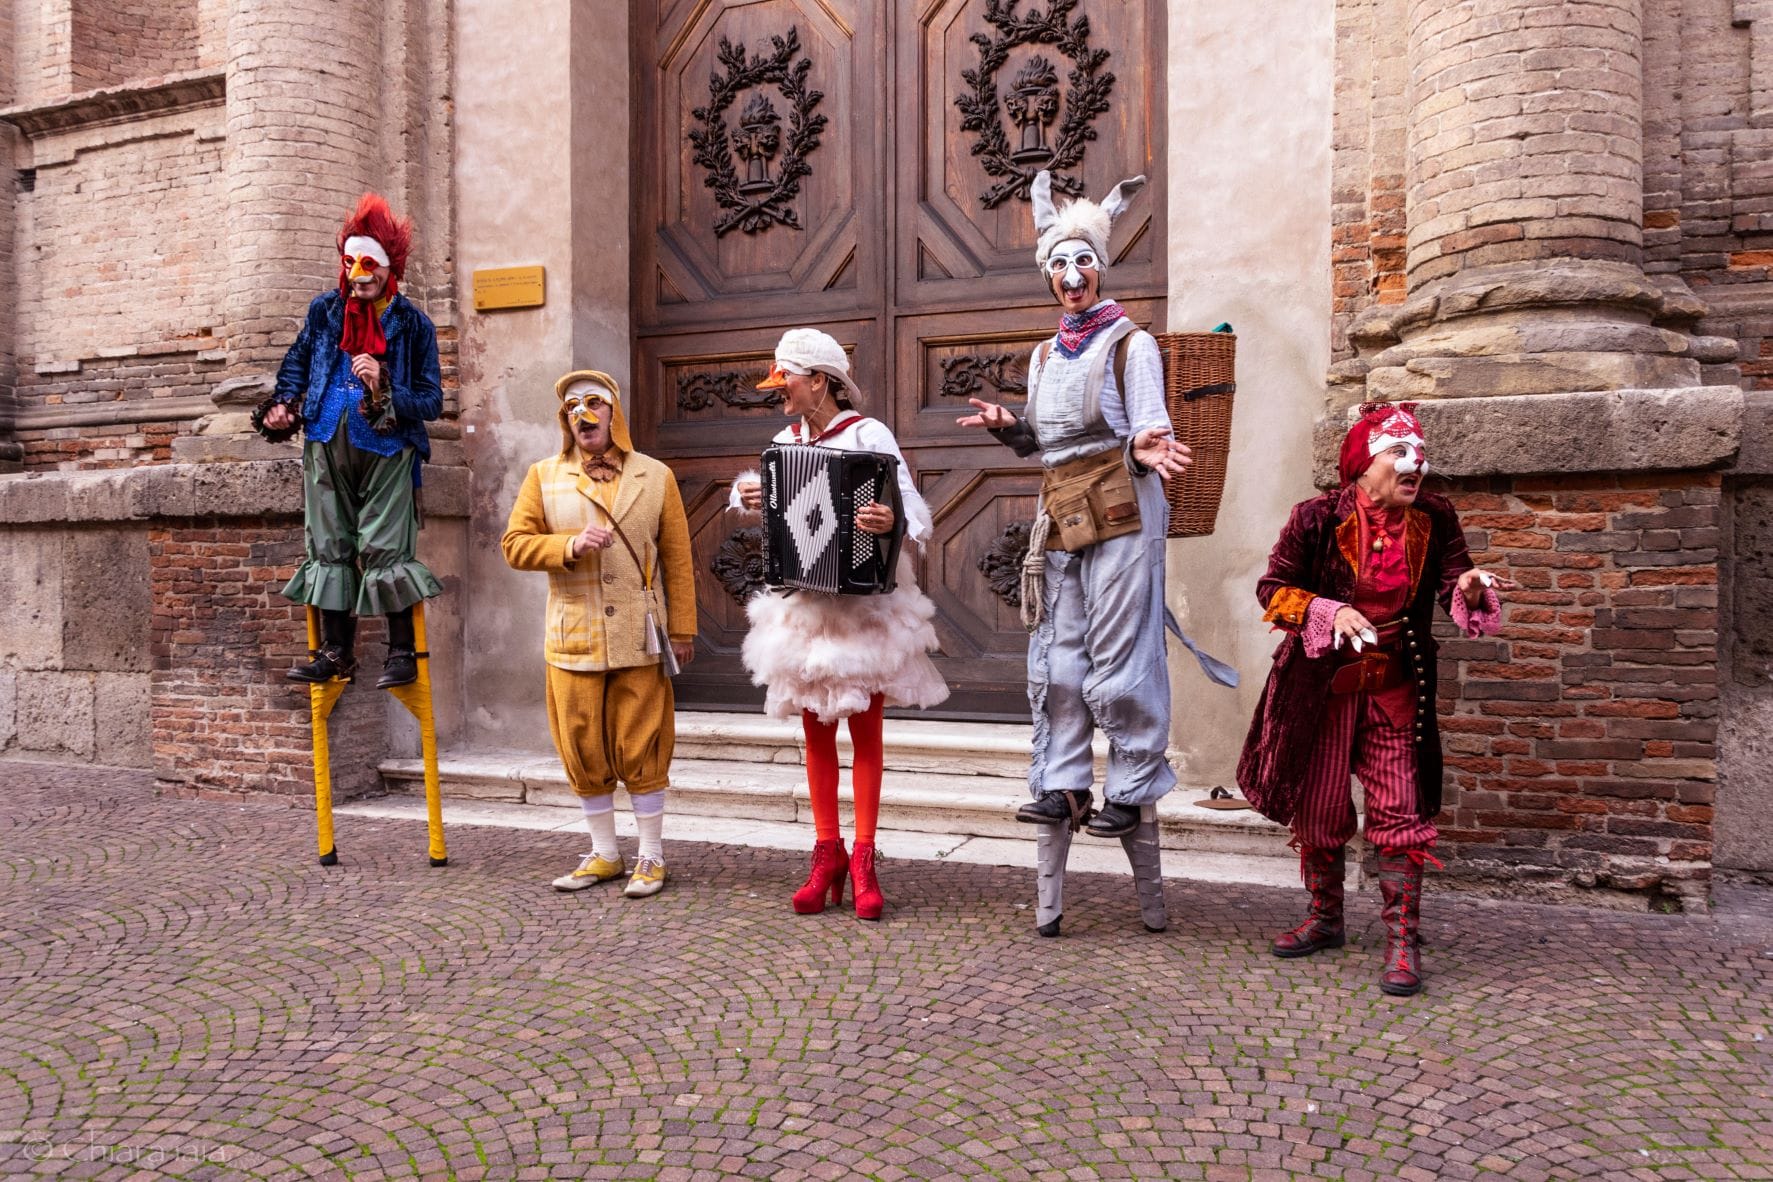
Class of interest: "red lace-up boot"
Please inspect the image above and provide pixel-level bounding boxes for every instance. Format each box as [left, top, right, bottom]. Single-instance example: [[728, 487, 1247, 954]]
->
[[792, 839, 849, 914], [1271, 844, 1347, 958], [1377, 847, 1440, 996], [849, 840, 884, 921]]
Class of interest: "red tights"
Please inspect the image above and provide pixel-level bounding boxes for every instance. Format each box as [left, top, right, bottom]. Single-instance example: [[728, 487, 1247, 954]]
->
[[802, 694, 884, 843]]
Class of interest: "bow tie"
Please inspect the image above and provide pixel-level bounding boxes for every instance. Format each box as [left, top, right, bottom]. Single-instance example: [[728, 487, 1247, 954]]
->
[[581, 455, 621, 482]]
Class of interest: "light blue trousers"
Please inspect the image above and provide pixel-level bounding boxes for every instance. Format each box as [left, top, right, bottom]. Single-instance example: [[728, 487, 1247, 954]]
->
[[1027, 469, 1176, 806]]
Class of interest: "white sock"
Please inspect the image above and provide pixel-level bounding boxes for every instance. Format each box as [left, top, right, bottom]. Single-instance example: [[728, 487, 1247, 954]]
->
[[633, 791, 666, 862], [580, 795, 619, 861]]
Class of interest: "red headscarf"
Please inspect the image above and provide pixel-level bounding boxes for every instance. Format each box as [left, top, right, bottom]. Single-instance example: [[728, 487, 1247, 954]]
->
[[1338, 402, 1426, 486], [336, 193, 413, 357]]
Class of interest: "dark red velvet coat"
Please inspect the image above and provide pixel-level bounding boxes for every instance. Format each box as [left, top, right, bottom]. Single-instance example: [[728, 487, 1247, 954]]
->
[[1236, 486, 1477, 828]]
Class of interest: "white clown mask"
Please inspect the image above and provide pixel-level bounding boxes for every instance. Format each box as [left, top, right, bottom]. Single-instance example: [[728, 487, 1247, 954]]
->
[[1368, 407, 1430, 477], [1043, 237, 1100, 296], [561, 379, 613, 428], [341, 235, 391, 286]]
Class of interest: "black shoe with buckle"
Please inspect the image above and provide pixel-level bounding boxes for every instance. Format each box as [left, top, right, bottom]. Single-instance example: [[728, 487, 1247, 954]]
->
[[288, 643, 356, 683], [1017, 789, 1092, 828], [377, 649, 418, 689], [1085, 800, 1141, 838]]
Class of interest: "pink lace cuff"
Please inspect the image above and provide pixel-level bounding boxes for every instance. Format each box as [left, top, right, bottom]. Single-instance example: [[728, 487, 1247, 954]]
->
[[1304, 596, 1346, 659], [1451, 583, 1502, 637]]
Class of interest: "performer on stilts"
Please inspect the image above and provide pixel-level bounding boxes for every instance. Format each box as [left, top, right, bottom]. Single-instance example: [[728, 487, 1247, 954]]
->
[[1238, 402, 1512, 996], [502, 371, 697, 899], [257, 192, 444, 688], [730, 329, 949, 921], [956, 170, 1192, 937]]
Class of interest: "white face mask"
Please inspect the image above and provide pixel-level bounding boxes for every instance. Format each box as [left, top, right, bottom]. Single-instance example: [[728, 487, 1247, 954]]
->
[[1043, 238, 1099, 294], [1369, 429, 1429, 477], [341, 235, 391, 285], [561, 380, 612, 427]]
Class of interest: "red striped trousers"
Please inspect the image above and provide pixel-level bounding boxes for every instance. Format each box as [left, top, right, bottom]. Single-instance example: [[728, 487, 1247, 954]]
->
[[1291, 691, 1438, 852]]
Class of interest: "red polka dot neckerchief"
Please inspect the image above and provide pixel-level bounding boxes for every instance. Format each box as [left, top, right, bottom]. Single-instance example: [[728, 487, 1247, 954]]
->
[[791, 411, 862, 445]]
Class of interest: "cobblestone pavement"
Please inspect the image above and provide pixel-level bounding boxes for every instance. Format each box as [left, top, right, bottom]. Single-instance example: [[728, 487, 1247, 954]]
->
[[2, 762, 1770, 1182]]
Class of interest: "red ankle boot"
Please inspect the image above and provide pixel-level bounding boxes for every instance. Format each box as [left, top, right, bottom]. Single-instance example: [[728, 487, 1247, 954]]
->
[[849, 840, 884, 921], [1272, 844, 1347, 958], [1377, 847, 1440, 996], [792, 839, 849, 914]]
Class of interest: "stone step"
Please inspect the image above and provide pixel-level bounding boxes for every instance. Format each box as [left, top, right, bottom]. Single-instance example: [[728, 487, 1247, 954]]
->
[[380, 751, 1295, 861], [670, 711, 1108, 780], [335, 797, 1316, 892]]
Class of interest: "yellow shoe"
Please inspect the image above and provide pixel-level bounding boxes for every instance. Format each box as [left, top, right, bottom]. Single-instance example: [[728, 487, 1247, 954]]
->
[[623, 856, 667, 898], [552, 852, 626, 891]]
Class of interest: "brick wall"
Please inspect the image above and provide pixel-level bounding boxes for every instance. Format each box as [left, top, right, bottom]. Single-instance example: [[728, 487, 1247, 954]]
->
[[1330, 0, 1408, 361], [1643, 1, 1773, 390], [1437, 474, 1720, 905], [1405, 0, 1645, 286], [149, 519, 387, 800], [15, 128, 225, 378], [69, 0, 201, 90]]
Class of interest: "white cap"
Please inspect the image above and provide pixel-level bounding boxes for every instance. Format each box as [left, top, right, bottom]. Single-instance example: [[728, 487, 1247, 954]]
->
[[771, 328, 861, 403]]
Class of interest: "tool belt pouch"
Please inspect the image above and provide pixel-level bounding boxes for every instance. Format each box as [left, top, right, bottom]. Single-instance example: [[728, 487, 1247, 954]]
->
[[1041, 448, 1142, 553], [1328, 651, 1406, 695]]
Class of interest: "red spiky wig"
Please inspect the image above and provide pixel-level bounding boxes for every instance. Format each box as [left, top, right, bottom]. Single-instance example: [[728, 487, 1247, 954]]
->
[[336, 192, 413, 286], [336, 193, 413, 356]]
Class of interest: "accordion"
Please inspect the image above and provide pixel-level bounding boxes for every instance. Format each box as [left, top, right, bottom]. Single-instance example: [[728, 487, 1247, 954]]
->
[[760, 444, 906, 595]]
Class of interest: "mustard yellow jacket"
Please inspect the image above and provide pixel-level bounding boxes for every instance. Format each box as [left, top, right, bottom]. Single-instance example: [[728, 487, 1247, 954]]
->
[[501, 451, 697, 672]]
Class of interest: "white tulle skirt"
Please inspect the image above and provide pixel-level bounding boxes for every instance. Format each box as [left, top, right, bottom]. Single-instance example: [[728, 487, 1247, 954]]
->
[[742, 553, 950, 722]]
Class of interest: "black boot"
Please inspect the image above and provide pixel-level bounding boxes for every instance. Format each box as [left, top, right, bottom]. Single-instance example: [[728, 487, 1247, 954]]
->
[[1085, 800, 1141, 838], [1017, 789, 1093, 828], [378, 606, 419, 689], [288, 610, 357, 682]]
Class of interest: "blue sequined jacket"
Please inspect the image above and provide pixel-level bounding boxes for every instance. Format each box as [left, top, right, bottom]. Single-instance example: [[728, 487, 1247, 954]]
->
[[271, 291, 442, 465]]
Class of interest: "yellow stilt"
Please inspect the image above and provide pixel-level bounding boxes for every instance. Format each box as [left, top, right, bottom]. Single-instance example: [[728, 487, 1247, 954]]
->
[[305, 605, 350, 866], [304, 601, 446, 867], [387, 601, 447, 867]]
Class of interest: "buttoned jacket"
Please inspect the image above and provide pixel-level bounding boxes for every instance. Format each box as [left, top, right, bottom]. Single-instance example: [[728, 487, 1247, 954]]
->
[[501, 451, 696, 672], [1236, 488, 1476, 827]]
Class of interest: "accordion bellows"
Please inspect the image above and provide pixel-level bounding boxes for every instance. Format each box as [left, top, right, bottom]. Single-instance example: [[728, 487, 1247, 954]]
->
[[742, 552, 949, 723]]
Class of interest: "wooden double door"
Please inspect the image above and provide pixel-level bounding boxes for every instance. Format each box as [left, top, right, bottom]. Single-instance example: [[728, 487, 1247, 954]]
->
[[631, 0, 1166, 719]]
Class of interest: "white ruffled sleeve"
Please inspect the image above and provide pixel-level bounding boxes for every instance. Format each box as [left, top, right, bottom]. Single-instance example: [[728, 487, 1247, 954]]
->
[[850, 419, 933, 547]]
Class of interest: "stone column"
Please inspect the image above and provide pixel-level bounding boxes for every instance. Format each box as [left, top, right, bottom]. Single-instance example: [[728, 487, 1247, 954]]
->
[[222, 0, 382, 378], [178, 0, 384, 453], [1349, 0, 1710, 404]]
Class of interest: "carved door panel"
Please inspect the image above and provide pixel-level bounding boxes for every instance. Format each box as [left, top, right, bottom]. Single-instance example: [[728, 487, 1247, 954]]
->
[[633, 0, 1165, 720], [633, 0, 879, 332], [896, 0, 1166, 315]]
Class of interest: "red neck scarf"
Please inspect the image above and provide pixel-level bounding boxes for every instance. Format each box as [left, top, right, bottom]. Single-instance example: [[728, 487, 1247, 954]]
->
[[1055, 301, 1127, 358], [340, 285, 396, 357]]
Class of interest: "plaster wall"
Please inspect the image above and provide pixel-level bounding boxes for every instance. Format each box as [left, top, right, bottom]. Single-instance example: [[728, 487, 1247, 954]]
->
[[1163, 0, 1335, 788], [454, 0, 630, 747]]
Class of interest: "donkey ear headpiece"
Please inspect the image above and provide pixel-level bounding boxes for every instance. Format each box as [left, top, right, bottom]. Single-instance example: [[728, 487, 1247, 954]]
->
[[1032, 170, 1148, 268]]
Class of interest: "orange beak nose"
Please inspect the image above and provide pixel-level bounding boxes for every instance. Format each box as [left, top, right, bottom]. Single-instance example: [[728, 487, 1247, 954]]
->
[[755, 363, 790, 391], [347, 256, 376, 284]]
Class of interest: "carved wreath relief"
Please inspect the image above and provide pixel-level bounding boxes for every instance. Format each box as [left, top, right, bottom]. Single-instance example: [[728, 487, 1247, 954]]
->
[[955, 0, 1117, 208], [978, 521, 1034, 609], [677, 369, 785, 414], [689, 27, 827, 236], [712, 526, 769, 606], [939, 353, 1029, 401]]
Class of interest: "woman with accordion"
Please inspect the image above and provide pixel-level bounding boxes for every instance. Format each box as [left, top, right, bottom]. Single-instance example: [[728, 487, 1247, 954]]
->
[[731, 329, 949, 920]]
